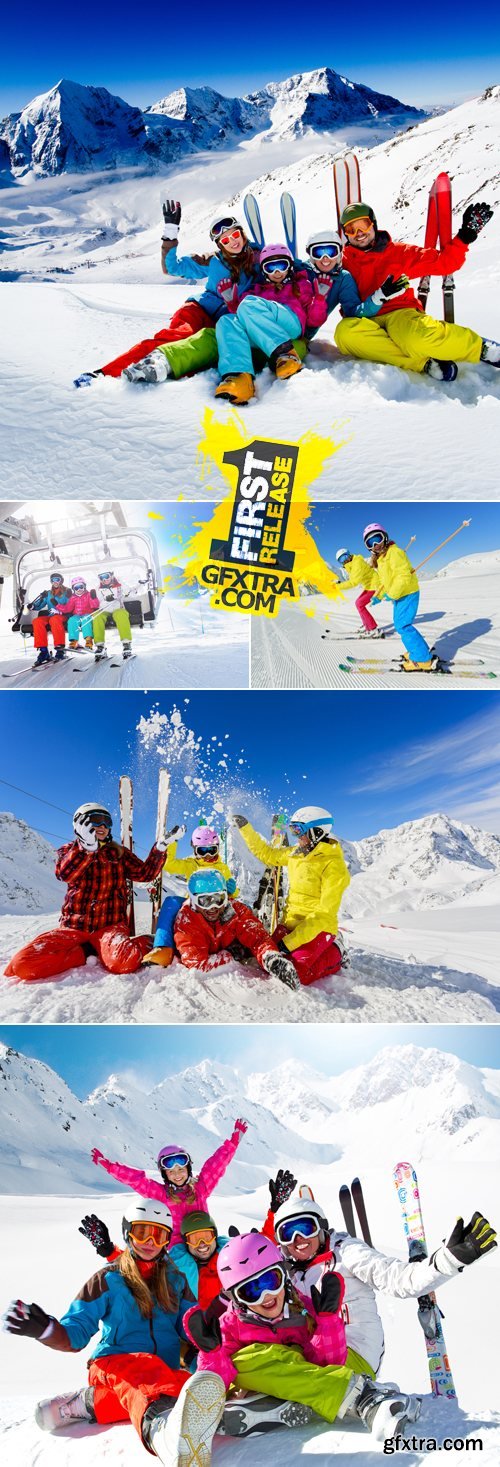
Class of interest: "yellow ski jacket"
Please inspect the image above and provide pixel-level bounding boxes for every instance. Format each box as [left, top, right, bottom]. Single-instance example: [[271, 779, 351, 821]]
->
[[343, 554, 378, 592], [238, 822, 350, 951], [373, 544, 419, 601]]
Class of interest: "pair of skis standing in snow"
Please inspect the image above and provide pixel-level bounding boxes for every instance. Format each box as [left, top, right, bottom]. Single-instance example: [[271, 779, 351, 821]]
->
[[74, 159, 499, 402], [23, 567, 135, 670], [4, 1127, 496, 1462]]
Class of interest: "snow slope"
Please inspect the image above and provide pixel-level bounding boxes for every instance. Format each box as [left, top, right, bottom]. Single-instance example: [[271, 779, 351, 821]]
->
[[250, 549, 500, 688], [1, 90, 500, 496]]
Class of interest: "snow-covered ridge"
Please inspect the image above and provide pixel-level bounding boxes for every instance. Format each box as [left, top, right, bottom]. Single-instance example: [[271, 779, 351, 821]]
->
[[0, 812, 58, 915]]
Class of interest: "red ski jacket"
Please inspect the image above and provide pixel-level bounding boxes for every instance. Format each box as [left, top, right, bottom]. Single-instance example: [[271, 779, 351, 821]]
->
[[55, 840, 165, 932], [174, 900, 276, 972], [343, 231, 469, 315]]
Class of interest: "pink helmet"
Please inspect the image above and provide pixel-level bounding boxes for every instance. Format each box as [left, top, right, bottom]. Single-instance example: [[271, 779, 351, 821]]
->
[[363, 523, 388, 546], [259, 243, 293, 273], [217, 1232, 282, 1291], [191, 825, 219, 850]]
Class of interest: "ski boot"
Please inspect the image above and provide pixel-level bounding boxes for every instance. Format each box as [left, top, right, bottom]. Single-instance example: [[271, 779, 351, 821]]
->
[[85, 637, 94, 650], [35, 1387, 96, 1431], [123, 350, 170, 384], [424, 358, 458, 382], [33, 648, 51, 668], [480, 338, 500, 367], [401, 654, 441, 674], [73, 371, 103, 388], [122, 640, 133, 659], [339, 1375, 421, 1443], [68, 639, 79, 650], [141, 946, 174, 968], [144, 1370, 226, 1467], [221, 1392, 318, 1437], [271, 344, 302, 380], [94, 642, 107, 662], [54, 647, 66, 662], [335, 932, 351, 970], [359, 628, 385, 640], [215, 373, 255, 405]]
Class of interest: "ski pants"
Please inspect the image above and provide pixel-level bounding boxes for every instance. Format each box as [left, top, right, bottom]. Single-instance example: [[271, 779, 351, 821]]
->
[[156, 326, 219, 379], [216, 297, 303, 376], [92, 608, 131, 643], [335, 307, 483, 372], [32, 614, 66, 649], [392, 591, 431, 662], [99, 302, 213, 378], [4, 923, 152, 982], [154, 894, 183, 949], [274, 926, 343, 984], [67, 614, 94, 641], [355, 589, 377, 631], [88, 1352, 190, 1442], [230, 1342, 374, 1423]]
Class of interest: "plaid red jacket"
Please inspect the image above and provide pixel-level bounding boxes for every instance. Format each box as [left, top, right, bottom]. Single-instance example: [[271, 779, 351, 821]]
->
[[55, 840, 164, 932]]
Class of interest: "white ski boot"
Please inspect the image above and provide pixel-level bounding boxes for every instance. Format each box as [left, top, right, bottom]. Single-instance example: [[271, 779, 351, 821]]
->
[[35, 1388, 95, 1431], [339, 1375, 421, 1443], [359, 628, 385, 640], [94, 642, 107, 662], [147, 1371, 226, 1467], [221, 1392, 318, 1436], [122, 350, 170, 384], [122, 640, 133, 659], [480, 338, 500, 366]]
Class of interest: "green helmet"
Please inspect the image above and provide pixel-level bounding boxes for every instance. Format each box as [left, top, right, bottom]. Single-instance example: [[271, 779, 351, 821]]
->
[[180, 1210, 217, 1238], [340, 202, 377, 231]]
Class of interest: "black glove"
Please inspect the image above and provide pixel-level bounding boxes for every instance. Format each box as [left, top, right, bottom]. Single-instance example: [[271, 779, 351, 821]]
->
[[162, 199, 181, 230], [3, 1300, 52, 1338], [232, 814, 248, 829], [310, 1272, 343, 1315], [458, 202, 493, 243], [379, 273, 409, 299], [187, 1299, 224, 1351], [269, 1168, 298, 1213], [79, 1213, 114, 1258], [445, 1212, 497, 1266]]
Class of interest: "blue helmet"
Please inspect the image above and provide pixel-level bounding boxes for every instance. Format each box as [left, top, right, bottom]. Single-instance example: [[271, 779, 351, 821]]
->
[[188, 868, 228, 911]]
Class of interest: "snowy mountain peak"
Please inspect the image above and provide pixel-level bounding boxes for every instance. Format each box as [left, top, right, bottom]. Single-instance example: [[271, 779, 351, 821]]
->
[[0, 811, 59, 915]]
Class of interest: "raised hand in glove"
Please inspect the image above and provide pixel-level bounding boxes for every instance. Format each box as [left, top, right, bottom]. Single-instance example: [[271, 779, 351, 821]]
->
[[371, 273, 409, 306], [162, 199, 181, 239], [313, 273, 333, 298], [310, 1271, 345, 1315], [232, 814, 248, 829], [91, 1147, 106, 1167], [79, 1213, 114, 1258], [187, 1297, 225, 1351], [233, 1117, 248, 1135], [156, 823, 186, 852], [445, 1211, 497, 1266], [3, 1300, 52, 1338], [458, 202, 493, 243], [269, 1168, 297, 1213], [74, 814, 98, 852]]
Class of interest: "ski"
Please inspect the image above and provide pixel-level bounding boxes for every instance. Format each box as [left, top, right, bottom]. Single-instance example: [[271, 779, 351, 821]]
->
[[119, 775, 135, 936], [270, 812, 288, 934], [243, 194, 265, 250], [343, 652, 488, 670], [434, 172, 455, 324], [418, 181, 439, 311], [280, 193, 297, 256], [110, 654, 136, 666], [394, 1161, 456, 1399], [339, 662, 497, 680], [151, 768, 170, 934], [351, 1177, 373, 1246], [333, 152, 361, 235], [339, 1184, 357, 1236]]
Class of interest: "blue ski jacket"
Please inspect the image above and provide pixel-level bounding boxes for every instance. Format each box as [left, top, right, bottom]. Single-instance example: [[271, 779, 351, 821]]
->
[[164, 245, 259, 322], [58, 1258, 193, 1363]]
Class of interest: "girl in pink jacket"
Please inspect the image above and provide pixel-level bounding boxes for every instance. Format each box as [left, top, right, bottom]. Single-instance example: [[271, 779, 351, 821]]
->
[[91, 1120, 247, 1245], [215, 243, 328, 405], [65, 578, 99, 649]]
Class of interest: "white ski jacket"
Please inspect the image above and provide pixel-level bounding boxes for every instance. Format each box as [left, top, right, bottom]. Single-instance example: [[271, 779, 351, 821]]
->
[[286, 1231, 460, 1372], [95, 582, 137, 613]]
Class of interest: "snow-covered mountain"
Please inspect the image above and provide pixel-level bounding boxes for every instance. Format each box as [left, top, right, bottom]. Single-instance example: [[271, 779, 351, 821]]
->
[[341, 814, 500, 917], [0, 67, 423, 179], [0, 812, 58, 915], [434, 549, 500, 580]]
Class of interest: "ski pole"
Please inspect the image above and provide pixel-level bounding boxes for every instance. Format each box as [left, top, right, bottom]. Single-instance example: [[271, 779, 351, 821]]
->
[[414, 519, 471, 573], [404, 536, 416, 552]]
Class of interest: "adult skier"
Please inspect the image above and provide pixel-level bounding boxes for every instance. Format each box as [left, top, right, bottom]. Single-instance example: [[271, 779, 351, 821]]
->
[[64, 577, 99, 650], [335, 199, 499, 379], [232, 807, 350, 984], [363, 523, 435, 670], [4, 1195, 226, 1464], [4, 803, 167, 980], [80, 1207, 229, 1311], [173, 870, 300, 990], [29, 573, 72, 666], [92, 569, 134, 660], [334, 548, 381, 638], [91, 1116, 248, 1246], [145, 822, 238, 969]]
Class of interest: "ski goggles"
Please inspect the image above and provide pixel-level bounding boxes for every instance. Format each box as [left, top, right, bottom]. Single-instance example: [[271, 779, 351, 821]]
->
[[234, 1265, 286, 1307], [195, 845, 219, 858], [210, 217, 240, 241], [88, 810, 112, 828], [364, 532, 385, 549], [129, 1222, 171, 1246], [99, 573, 114, 581], [184, 1227, 217, 1246], [160, 1152, 190, 1170], [309, 244, 341, 260], [262, 259, 290, 275], [343, 217, 373, 237], [72, 583, 86, 592], [275, 1214, 321, 1245], [196, 891, 227, 910], [289, 821, 311, 837], [219, 229, 243, 247]]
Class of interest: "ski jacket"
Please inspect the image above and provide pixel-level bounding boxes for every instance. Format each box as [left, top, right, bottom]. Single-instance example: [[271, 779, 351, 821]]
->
[[238, 823, 350, 951], [184, 1288, 347, 1389], [39, 1257, 193, 1363], [173, 899, 276, 971], [342, 554, 378, 592], [188, 251, 260, 323], [55, 839, 164, 932], [95, 580, 134, 613], [244, 271, 328, 336], [285, 1230, 461, 1373], [64, 591, 100, 617], [31, 589, 71, 614], [372, 544, 419, 601], [164, 245, 210, 281], [343, 231, 469, 316], [170, 1238, 229, 1311], [164, 845, 235, 892], [300, 263, 380, 334], [92, 1125, 244, 1246]]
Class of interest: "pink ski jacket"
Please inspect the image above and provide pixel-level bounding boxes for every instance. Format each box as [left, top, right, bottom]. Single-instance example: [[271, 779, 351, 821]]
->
[[244, 272, 328, 335], [64, 592, 100, 616], [184, 1291, 347, 1388], [92, 1123, 245, 1245]]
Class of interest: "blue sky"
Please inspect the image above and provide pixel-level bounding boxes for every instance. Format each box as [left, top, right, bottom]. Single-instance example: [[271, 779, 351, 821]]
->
[[1, 1024, 499, 1098], [0, 692, 499, 851], [2, 4, 499, 113]]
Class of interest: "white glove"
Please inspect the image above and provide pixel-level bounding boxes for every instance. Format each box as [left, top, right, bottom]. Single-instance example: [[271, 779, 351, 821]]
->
[[202, 951, 233, 971], [74, 815, 98, 852], [156, 823, 187, 853]]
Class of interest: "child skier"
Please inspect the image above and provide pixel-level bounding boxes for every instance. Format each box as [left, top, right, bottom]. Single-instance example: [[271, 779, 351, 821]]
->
[[4, 1194, 226, 1464], [29, 573, 72, 667], [172, 870, 300, 989], [91, 1115, 248, 1246], [363, 522, 435, 670], [334, 548, 382, 638], [335, 199, 499, 380], [64, 577, 99, 650], [4, 802, 167, 980], [214, 243, 328, 404], [144, 822, 238, 969], [232, 806, 350, 984], [92, 569, 133, 661]]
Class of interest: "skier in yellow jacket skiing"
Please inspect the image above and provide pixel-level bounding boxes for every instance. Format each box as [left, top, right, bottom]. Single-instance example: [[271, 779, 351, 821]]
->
[[363, 523, 437, 672], [232, 806, 350, 985], [334, 548, 382, 639]]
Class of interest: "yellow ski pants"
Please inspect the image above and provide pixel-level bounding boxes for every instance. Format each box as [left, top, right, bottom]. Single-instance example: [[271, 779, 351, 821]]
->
[[335, 308, 483, 373]]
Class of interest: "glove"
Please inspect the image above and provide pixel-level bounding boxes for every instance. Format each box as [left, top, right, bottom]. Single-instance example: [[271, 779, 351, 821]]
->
[[104, 592, 114, 602], [458, 202, 493, 244], [3, 1300, 52, 1338], [313, 273, 332, 298], [311, 1271, 344, 1315], [91, 1147, 106, 1167], [233, 1117, 248, 1135], [162, 199, 181, 239], [232, 815, 248, 829], [226, 878, 237, 896], [371, 273, 409, 306], [164, 823, 187, 847], [187, 1298, 225, 1351], [202, 951, 233, 971], [74, 814, 98, 852], [79, 1213, 114, 1258], [269, 1168, 297, 1213], [444, 1212, 497, 1266], [217, 277, 239, 309], [262, 951, 300, 990]]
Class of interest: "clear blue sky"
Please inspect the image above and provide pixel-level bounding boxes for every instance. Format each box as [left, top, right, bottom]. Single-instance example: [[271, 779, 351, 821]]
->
[[0, 692, 499, 849], [1, 1024, 499, 1098], [1, 4, 499, 113]]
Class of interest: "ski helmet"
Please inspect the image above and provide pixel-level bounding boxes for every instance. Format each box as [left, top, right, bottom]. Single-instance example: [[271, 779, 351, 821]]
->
[[289, 806, 333, 846], [217, 1232, 283, 1293], [209, 213, 244, 242], [363, 523, 389, 549], [71, 576, 87, 589], [340, 202, 377, 232], [157, 1144, 192, 1175], [274, 1195, 329, 1248], [305, 230, 342, 266], [259, 243, 293, 278], [188, 868, 228, 911], [50, 572, 64, 583], [335, 548, 352, 565], [180, 1210, 218, 1240], [122, 1194, 173, 1249], [73, 802, 112, 833], [191, 824, 220, 857]]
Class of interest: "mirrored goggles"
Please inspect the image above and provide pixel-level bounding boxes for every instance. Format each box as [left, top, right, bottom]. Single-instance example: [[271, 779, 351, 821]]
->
[[210, 217, 239, 240], [276, 1214, 321, 1245], [262, 259, 290, 275], [129, 1222, 171, 1246], [289, 821, 308, 837], [343, 217, 373, 237], [184, 1227, 217, 1246], [364, 532, 385, 549], [310, 244, 341, 260], [196, 891, 226, 910], [219, 229, 243, 247], [72, 583, 86, 592], [234, 1265, 285, 1307], [50, 576, 63, 583], [195, 845, 219, 858], [160, 1152, 190, 1170], [99, 573, 113, 581]]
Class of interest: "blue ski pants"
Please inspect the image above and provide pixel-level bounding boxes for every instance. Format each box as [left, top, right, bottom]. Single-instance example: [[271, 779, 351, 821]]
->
[[216, 297, 302, 377], [154, 894, 183, 949], [392, 592, 431, 662], [67, 614, 94, 641]]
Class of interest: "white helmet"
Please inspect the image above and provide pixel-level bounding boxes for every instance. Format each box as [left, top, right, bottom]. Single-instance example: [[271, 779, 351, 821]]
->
[[289, 806, 333, 846], [274, 1195, 329, 1247], [122, 1195, 173, 1245], [335, 548, 352, 564], [305, 230, 342, 267], [73, 802, 112, 834]]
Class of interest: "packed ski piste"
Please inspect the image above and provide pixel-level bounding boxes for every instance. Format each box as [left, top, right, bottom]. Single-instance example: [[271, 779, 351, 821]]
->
[[74, 155, 500, 403], [3, 1139, 496, 1462]]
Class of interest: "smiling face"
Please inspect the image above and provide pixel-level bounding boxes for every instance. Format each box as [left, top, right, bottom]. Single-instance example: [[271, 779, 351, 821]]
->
[[344, 220, 376, 249], [131, 1234, 165, 1261], [220, 228, 245, 256], [250, 1285, 286, 1321], [283, 1232, 321, 1263], [164, 1162, 189, 1186], [186, 1235, 217, 1261], [93, 822, 111, 842]]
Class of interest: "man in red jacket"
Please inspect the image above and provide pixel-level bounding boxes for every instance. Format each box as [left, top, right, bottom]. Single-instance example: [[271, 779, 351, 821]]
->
[[173, 870, 300, 989], [335, 198, 498, 381]]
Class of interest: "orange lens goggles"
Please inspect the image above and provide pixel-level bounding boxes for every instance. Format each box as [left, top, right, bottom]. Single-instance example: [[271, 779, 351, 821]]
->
[[343, 217, 373, 236], [184, 1228, 217, 1246], [130, 1222, 171, 1245]]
